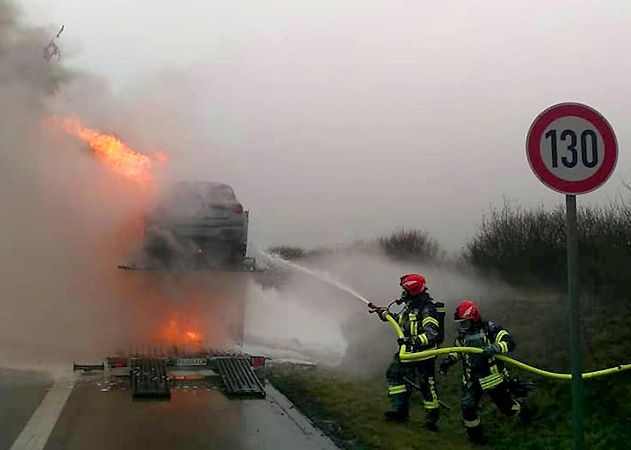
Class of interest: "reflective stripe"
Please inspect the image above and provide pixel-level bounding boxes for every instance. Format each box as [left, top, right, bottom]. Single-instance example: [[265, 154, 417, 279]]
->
[[388, 385, 407, 395], [480, 377, 502, 387], [481, 380, 503, 390], [479, 374, 503, 390], [419, 334, 429, 346], [464, 418, 480, 428], [479, 366, 503, 389], [409, 313, 418, 336], [500, 341, 509, 353], [480, 373, 502, 384], [495, 330, 509, 343], [424, 378, 439, 409], [422, 316, 439, 327], [480, 376, 502, 386]]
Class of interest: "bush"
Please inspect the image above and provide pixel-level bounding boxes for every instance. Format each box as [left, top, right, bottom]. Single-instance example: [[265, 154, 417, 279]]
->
[[267, 245, 307, 260], [378, 229, 442, 262], [464, 201, 631, 295]]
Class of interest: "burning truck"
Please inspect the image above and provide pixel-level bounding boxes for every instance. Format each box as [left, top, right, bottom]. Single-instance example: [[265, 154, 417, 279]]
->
[[51, 117, 265, 398]]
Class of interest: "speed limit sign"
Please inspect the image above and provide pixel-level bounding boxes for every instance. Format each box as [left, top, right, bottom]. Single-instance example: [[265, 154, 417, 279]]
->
[[526, 102, 618, 449], [526, 103, 617, 194]]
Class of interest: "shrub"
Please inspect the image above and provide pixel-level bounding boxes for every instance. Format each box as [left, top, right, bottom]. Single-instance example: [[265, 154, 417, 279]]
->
[[464, 201, 631, 295], [267, 245, 307, 260], [378, 229, 442, 262]]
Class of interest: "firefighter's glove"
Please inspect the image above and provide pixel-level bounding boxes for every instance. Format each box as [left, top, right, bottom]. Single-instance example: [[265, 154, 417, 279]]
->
[[376, 308, 390, 322], [397, 337, 411, 347], [368, 303, 389, 321], [481, 345, 498, 358]]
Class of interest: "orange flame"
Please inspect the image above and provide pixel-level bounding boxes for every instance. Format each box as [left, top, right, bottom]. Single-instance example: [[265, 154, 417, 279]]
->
[[50, 116, 166, 184], [186, 331, 202, 342], [158, 318, 204, 346]]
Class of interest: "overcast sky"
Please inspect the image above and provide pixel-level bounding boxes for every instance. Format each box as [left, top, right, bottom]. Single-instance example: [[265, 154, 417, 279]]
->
[[20, 0, 631, 251]]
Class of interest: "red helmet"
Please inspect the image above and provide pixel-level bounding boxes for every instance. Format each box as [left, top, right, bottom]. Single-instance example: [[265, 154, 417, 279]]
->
[[400, 274, 427, 296], [455, 300, 481, 322]]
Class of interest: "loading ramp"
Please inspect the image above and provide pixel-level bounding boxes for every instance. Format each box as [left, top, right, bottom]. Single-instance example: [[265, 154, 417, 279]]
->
[[74, 348, 266, 400], [130, 358, 171, 399], [214, 356, 266, 398]]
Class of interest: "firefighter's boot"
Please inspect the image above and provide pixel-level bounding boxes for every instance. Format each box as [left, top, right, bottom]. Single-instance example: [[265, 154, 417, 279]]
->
[[466, 424, 488, 444], [424, 408, 439, 431], [385, 383, 409, 422], [519, 403, 536, 423], [384, 407, 409, 422]]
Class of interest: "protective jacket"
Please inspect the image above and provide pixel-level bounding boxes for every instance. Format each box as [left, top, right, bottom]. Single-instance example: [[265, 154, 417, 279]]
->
[[393, 293, 441, 357], [443, 321, 515, 390]]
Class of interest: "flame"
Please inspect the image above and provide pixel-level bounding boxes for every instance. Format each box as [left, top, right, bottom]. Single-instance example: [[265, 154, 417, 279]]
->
[[49, 116, 166, 184], [186, 331, 202, 342], [158, 318, 204, 347]]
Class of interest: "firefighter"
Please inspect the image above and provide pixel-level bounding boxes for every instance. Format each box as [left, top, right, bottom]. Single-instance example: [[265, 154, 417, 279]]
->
[[439, 300, 532, 443], [374, 274, 443, 430]]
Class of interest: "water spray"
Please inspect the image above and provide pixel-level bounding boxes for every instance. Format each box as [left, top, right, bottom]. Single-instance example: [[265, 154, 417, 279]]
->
[[260, 251, 371, 306]]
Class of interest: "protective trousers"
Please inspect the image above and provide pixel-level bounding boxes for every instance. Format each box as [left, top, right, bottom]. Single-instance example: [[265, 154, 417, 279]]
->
[[461, 379, 521, 439], [386, 355, 439, 422]]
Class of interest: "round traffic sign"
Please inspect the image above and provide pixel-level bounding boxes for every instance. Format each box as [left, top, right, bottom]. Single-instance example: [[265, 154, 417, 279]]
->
[[526, 103, 617, 194]]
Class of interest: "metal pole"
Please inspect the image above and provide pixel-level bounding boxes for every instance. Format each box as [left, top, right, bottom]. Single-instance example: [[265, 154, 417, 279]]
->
[[566, 194, 584, 450]]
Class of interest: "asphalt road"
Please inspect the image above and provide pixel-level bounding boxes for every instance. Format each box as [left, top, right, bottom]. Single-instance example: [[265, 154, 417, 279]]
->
[[2, 370, 337, 450], [0, 369, 52, 450]]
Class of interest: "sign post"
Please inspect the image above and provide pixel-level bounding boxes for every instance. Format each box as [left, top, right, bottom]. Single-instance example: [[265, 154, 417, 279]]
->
[[565, 193, 582, 449], [526, 103, 618, 450]]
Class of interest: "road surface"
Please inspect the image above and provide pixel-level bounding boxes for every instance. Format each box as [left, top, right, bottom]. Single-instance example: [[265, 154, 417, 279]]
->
[[1, 368, 338, 450]]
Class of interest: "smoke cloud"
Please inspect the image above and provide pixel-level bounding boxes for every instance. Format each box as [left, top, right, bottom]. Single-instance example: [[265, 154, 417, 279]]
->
[[0, 1, 243, 367]]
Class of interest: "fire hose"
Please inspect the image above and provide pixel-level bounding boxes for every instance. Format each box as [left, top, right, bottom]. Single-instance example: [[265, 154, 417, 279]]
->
[[368, 304, 631, 380]]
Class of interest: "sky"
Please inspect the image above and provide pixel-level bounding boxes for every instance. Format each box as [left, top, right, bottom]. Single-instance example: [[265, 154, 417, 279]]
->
[[19, 0, 631, 251]]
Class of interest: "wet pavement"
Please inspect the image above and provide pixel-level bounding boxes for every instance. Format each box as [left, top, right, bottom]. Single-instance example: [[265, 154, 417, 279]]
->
[[0, 369, 52, 450], [2, 370, 337, 450]]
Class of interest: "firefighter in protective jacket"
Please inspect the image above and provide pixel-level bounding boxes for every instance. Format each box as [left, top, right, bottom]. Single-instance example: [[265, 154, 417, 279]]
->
[[375, 274, 444, 430], [439, 300, 532, 443]]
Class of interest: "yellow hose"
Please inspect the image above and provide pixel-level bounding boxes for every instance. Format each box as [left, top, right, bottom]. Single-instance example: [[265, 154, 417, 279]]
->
[[384, 314, 631, 380]]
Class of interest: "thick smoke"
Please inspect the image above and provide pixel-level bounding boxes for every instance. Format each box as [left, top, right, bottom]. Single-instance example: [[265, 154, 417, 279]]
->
[[0, 1, 242, 368], [0, 1, 105, 364]]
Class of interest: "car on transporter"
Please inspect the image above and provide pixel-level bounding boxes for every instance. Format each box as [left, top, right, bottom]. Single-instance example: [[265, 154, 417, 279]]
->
[[143, 181, 250, 268]]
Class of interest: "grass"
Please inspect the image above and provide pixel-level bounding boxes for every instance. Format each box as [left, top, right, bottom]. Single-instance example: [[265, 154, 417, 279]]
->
[[269, 364, 472, 450]]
